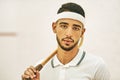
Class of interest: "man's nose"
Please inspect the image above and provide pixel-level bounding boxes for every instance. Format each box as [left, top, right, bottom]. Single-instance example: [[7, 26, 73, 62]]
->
[[65, 28, 73, 37]]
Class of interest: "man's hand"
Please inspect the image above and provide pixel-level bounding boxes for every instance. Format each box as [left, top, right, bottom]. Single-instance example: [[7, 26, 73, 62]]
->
[[22, 66, 40, 80]]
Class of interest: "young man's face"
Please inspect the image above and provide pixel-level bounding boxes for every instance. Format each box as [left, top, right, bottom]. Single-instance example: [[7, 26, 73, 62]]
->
[[52, 18, 85, 51]]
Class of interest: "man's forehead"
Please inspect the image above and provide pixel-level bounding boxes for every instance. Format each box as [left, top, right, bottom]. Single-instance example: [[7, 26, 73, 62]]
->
[[56, 18, 83, 26]]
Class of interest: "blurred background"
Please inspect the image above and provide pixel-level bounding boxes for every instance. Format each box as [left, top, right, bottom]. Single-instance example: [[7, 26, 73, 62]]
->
[[0, 0, 120, 80]]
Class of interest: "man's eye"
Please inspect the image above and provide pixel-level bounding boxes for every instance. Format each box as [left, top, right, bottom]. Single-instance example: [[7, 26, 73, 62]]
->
[[60, 25, 68, 29], [72, 27, 80, 31]]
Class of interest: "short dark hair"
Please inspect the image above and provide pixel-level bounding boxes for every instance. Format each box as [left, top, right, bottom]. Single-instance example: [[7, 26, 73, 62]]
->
[[57, 2, 85, 18]]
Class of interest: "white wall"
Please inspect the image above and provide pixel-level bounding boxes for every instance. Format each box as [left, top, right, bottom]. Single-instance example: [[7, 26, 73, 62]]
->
[[0, 0, 120, 80]]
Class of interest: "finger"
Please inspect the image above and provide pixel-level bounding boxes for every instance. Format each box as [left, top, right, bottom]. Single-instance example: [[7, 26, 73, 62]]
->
[[22, 74, 30, 80], [30, 66, 37, 73], [27, 67, 36, 78], [29, 66, 38, 78], [36, 71, 40, 79], [22, 66, 37, 80], [33, 70, 40, 80], [24, 68, 34, 79]]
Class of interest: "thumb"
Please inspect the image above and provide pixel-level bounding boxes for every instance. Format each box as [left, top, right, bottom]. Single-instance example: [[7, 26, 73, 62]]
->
[[36, 71, 40, 80]]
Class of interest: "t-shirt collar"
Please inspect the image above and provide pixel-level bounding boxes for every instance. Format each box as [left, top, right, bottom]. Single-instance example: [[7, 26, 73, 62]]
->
[[51, 50, 85, 68]]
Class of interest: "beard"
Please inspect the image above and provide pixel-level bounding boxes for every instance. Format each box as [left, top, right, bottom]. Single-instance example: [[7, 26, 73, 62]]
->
[[56, 36, 79, 51]]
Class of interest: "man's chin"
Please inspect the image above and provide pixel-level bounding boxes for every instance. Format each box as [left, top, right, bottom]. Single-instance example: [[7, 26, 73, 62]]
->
[[60, 45, 75, 51]]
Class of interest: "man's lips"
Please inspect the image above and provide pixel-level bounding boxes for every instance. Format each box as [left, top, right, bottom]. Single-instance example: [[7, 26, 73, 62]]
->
[[63, 39, 73, 42], [62, 38, 74, 45]]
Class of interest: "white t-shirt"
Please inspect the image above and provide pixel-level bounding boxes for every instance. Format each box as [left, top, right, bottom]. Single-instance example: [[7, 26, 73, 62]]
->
[[36, 50, 110, 80]]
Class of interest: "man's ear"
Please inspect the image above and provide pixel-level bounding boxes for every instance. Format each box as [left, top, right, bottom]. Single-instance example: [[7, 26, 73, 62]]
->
[[52, 22, 57, 33], [81, 28, 86, 36]]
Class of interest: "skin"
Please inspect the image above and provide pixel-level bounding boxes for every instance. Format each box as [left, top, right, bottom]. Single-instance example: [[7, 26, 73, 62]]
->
[[52, 18, 85, 64], [22, 66, 40, 80], [22, 18, 85, 80]]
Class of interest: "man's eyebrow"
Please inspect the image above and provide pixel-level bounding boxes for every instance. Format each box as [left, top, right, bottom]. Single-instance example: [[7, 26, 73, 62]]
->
[[59, 22, 68, 25], [73, 24, 82, 28], [59, 22, 82, 28]]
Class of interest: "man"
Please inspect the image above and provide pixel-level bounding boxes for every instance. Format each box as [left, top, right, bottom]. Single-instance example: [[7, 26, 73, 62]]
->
[[22, 2, 110, 80]]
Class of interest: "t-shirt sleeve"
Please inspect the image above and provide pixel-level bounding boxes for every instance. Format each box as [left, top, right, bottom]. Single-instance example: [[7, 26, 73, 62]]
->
[[94, 58, 110, 80]]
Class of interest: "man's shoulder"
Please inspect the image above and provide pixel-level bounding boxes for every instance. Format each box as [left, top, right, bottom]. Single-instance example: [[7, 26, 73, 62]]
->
[[83, 51, 105, 65]]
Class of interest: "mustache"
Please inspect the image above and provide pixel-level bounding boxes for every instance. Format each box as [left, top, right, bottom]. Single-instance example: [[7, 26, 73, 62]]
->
[[62, 37, 74, 42]]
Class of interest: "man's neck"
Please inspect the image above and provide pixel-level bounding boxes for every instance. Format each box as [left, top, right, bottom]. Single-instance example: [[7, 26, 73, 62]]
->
[[57, 46, 79, 65]]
